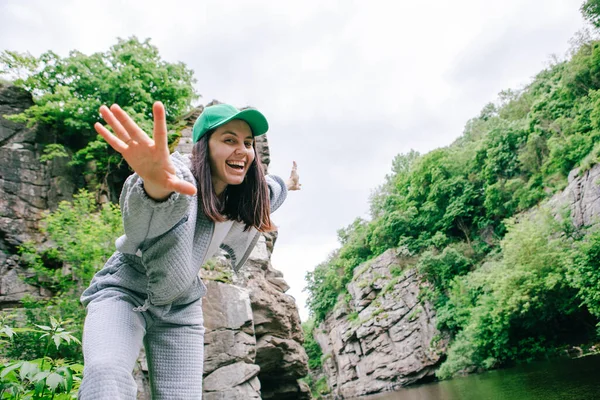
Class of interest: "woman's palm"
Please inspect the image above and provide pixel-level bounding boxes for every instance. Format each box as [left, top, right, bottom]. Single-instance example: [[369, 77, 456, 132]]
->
[[94, 102, 196, 198]]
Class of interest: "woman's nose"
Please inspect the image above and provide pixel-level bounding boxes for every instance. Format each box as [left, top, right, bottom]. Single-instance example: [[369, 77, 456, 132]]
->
[[234, 145, 246, 155]]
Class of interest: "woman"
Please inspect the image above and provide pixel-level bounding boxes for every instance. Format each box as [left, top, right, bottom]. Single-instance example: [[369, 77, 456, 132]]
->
[[78, 102, 299, 399]]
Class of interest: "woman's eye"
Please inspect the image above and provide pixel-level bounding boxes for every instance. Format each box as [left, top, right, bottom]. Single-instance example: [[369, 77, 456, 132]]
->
[[225, 139, 235, 144], [245, 142, 253, 148]]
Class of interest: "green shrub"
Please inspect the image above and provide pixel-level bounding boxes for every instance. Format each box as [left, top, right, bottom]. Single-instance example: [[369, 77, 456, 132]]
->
[[0, 316, 83, 399], [438, 210, 587, 378], [570, 229, 600, 325], [302, 319, 323, 370], [20, 190, 122, 293], [417, 244, 474, 293]]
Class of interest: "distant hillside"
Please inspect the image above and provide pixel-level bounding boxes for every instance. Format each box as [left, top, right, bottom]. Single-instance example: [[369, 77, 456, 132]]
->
[[304, 11, 600, 397]]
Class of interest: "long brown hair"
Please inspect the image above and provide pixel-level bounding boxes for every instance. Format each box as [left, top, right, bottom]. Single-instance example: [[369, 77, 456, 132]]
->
[[190, 129, 275, 232]]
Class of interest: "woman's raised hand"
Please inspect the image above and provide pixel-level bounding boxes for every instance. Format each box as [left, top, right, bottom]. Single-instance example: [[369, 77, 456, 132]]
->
[[94, 102, 197, 200], [287, 161, 301, 191]]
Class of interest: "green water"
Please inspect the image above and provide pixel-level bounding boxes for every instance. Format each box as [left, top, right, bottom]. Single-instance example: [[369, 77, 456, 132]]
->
[[356, 354, 600, 400]]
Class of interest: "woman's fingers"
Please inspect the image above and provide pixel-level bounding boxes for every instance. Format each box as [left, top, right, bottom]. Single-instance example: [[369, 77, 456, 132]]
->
[[152, 102, 169, 152], [287, 161, 301, 190], [94, 122, 128, 153], [290, 161, 299, 180], [109, 104, 152, 145], [99, 106, 132, 144], [96, 102, 196, 197], [170, 177, 197, 196]]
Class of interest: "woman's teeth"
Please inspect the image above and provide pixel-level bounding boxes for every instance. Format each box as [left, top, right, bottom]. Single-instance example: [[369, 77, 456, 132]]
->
[[226, 161, 245, 170]]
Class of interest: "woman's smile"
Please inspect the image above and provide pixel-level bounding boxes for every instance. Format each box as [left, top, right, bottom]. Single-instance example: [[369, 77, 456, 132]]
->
[[226, 159, 246, 171]]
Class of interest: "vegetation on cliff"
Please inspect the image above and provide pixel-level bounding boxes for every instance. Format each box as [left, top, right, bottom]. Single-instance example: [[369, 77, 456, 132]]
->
[[1, 191, 122, 397], [305, 1, 600, 378], [0, 37, 198, 201]]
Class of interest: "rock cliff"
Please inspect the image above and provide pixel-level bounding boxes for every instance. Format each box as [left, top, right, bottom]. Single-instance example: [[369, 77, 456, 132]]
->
[[0, 83, 75, 307], [313, 249, 447, 398], [549, 166, 600, 229], [313, 160, 600, 399]]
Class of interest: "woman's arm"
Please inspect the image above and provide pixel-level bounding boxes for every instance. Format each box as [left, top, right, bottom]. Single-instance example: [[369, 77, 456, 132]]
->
[[266, 161, 301, 214], [116, 154, 195, 253], [266, 175, 288, 213]]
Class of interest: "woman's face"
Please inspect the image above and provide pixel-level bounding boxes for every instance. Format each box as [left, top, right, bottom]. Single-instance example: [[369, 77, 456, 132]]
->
[[208, 119, 256, 195]]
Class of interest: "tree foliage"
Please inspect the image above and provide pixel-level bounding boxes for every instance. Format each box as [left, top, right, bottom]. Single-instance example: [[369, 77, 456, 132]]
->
[[0, 37, 198, 200], [570, 229, 600, 322], [437, 211, 589, 378], [582, 0, 600, 29], [20, 190, 122, 294], [302, 318, 323, 370], [305, 21, 600, 378]]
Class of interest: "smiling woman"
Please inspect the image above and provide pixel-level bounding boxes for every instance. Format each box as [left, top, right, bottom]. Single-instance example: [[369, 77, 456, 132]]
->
[[77, 102, 300, 399]]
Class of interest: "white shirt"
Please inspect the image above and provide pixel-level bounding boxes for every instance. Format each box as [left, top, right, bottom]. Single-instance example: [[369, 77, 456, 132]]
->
[[201, 220, 235, 265]]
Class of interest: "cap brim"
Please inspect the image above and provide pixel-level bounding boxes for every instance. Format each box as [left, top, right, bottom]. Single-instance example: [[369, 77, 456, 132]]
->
[[210, 108, 269, 137]]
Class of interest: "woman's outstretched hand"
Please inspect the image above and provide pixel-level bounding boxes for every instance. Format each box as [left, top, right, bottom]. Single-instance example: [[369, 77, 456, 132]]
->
[[94, 102, 197, 200], [287, 161, 301, 191]]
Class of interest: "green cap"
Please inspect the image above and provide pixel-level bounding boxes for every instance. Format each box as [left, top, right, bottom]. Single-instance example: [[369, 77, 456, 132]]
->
[[192, 104, 269, 143]]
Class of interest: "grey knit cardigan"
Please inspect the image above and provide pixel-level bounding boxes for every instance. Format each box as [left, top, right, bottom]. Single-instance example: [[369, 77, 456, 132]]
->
[[112, 152, 287, 308]]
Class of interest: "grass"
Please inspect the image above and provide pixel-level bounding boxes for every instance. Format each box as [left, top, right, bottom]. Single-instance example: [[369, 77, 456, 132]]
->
[[407, 307, 422, 322]]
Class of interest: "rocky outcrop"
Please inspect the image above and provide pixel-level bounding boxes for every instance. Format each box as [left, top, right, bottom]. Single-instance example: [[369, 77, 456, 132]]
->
[[0, 83, 75, 308], [0, 84, 75, 248], [314, 249, 448, 399], [189, 233, 310, 400], [0, 85, 310, 398], [314, 163, 600, 399], [234, 233, 310, 400], [549, 166, 600, 228], [201, 280, 261, 399]]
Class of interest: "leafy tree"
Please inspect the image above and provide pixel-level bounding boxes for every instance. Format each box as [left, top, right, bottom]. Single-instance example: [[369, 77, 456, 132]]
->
[[305, 262, 340, 323], [570, 229, 600, 324], [369, 150, 420, 218], [1, 37, 198, 200], [417, 244, 474, 294], [582, 0, 600, 29], [437, 210, 591, 378]]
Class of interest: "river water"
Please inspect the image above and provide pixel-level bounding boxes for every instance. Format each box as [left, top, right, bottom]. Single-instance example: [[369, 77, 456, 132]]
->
[[353, 354, 600, 400]]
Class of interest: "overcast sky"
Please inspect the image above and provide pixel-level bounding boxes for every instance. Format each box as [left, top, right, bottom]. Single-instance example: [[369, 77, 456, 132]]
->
[[0, 0, 587, 320]]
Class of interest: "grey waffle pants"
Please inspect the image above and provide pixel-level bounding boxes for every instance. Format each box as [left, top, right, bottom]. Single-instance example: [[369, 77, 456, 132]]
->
[[78, 252, 205, 399]]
